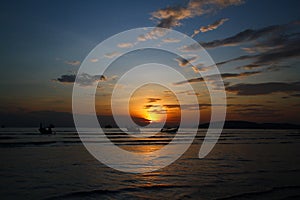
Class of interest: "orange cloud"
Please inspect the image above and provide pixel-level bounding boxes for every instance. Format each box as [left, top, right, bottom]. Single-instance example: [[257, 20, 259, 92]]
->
[[192, 18, 229, 37]]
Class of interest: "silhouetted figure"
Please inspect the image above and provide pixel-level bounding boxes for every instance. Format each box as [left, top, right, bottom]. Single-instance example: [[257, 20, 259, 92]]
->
[[39, 123, 55, 134]]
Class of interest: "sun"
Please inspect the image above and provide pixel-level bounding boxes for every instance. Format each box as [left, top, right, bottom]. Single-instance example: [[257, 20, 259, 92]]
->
[[146, 108, 165, 123]]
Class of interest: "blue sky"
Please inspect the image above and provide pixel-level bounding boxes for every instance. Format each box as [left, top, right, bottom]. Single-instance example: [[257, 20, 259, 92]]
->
[[0, 0, 299, 126]]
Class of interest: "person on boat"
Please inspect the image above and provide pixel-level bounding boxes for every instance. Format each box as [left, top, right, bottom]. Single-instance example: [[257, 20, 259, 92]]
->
[[39, 123, 55, 134]]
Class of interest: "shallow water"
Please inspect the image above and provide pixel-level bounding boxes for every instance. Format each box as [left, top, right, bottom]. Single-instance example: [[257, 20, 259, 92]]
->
[[0, 128, 300, 199]]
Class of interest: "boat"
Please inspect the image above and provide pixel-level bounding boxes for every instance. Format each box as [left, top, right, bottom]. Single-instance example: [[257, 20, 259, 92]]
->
[[39, 123, 55, 134], [160, 127, 179, 133], [126, 126, 140, 133]]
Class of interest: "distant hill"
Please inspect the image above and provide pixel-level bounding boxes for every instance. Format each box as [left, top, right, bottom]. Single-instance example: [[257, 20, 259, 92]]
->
[[198, 121, 300, 129]]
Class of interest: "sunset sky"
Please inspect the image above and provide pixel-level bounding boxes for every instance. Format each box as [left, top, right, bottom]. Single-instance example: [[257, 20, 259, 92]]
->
[[0, 0, 299, 126]]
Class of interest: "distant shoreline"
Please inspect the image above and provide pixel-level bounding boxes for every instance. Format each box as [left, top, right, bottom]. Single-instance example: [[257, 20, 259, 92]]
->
[[198, 121, 300, 129], [1, 121, 300, 129]]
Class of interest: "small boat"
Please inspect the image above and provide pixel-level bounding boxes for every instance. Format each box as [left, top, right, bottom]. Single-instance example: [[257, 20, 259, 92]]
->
[[39, 123, 55, 134], [160, 127, 179, 133], [126, 126, 140, 133]]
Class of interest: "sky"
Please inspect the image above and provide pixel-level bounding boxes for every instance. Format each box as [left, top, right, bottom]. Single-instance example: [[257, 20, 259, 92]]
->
[[0, 0, 299, 127]]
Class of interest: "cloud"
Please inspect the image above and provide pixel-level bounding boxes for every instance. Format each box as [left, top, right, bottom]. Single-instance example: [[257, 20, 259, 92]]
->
[[137, 28, 169, 42], [147, 98, 161, 103], [117, 43, 134, 48], [55, 74, 76, 83], [138, 1, 242, 43], [65, 60, 81, 66], [241, 29, 300, 54], [211, 30, 300, 72], [137, 34, 150, 42], [174, 71, 261, 85], [104, 52, 120, 58], [54, 73, 106, 86], [162, 38, 181, 43], [151, 0, 243, 29], [163, 104, 181, 109], [179, 43, 203, 52], [192, 66, 201, 73], [200, 21, 299, 49], [253, 41, 300, 65], [76, 73, 106, 86], [144, 105, 156, 109], [214, 55, 251, 66], [236, 64, 290, 72], [90, 58, 99, 63], [226, 82, 300, 95], [145, 103, 262, 112], [175, 56, 198, 67], [192, 18, 229, 37], [230, 41, 299, 67], [147, 108, 167, 115], [222, 71, 261, 78], [236, 64, 262, 70], [152, 6, 192, 28], [200, 18, 229, 32], [201, 25, 284, 48]]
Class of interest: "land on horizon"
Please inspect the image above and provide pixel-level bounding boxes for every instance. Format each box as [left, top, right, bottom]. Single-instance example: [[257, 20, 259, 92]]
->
[[1, 120, 299, 129]]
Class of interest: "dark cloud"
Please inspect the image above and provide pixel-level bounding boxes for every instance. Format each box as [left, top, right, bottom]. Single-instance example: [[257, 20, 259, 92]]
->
[[145, 103, 262, 111], [226, 82, 300, 95], [197, 103, 263, 108], [182, 20, 299, 56], [163, 104, 181, 109], [56, 74, 76, 83], [254, 41, 300, 65], [201, 24, 286, 48], [213, 30, 300, 71], [264, 65, 291, 72], [242, 32, 300, 53], [222, 71, 261, 78], [54, 73, 106, 86], [144, 105, 155, 109], [215, 55, 250, 66], [147, 98, 161, 103], [174, 71, 261, 85]]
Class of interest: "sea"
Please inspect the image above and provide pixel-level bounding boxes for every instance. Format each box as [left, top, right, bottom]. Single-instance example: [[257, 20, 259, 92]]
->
[[0, 128, 300, 199]]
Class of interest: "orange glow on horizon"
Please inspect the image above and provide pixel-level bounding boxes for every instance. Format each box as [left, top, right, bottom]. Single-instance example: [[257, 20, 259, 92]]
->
[[128, 84, 181, 126]]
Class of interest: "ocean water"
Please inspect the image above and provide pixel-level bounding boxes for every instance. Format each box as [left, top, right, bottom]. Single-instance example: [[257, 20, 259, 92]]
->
[[0, 128, 300, 199]]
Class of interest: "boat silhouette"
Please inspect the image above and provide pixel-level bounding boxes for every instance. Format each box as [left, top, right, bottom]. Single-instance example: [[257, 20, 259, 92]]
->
[[39, 123, 55, 134], [126, 126, 140, 133], [160, 127, 179, 133]]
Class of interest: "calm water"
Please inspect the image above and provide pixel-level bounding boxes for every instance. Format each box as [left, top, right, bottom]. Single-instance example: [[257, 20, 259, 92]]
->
[[0, 128, 300, 199]]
